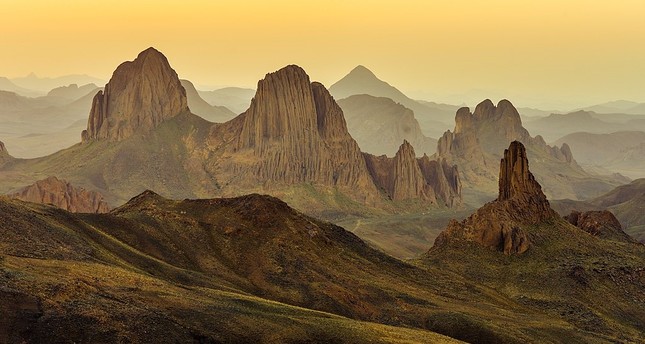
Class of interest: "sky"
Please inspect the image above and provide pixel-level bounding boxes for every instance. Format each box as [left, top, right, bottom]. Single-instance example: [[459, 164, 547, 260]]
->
[[1, 0, 644, 109]]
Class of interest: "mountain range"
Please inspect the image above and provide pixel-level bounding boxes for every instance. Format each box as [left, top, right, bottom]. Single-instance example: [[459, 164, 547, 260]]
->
[[329, 65, 457, 138], [0, 48, 461, 219]]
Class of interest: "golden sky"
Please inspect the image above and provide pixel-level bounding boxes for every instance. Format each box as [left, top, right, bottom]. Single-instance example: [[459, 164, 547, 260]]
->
[[2, 0, 644, 108]]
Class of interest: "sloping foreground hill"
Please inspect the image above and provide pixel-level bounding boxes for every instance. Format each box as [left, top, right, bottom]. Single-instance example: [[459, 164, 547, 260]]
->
[[0, 194, 461, 343], [2, 176, 645, 343]]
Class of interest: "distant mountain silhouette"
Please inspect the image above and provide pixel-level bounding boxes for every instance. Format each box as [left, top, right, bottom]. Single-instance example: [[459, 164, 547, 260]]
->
[[10, 72, 105, 93], [329, 66, 456, 133], [554, 131, 645, 179], [198, 86, 255, 114], [337, 94, 436, 156], [180, 79, 235, 123]]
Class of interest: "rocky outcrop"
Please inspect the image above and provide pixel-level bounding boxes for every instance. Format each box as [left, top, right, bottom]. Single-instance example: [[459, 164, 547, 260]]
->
[[565, 210, 634, 242], [364, 141, 462, 206], [47, 83, 98, 100], [8, 176, 109, 213], [204, 65, 461, 207], [82, 47, 188, 142], [433, 141, 558, 254], [209, 65, 379, 203], [434, 99, 620, 202]]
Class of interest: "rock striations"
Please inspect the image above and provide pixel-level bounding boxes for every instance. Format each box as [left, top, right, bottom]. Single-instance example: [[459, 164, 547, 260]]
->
[[8, 176, 109, 213], [0, 48, 462, 214], [364, 141, 461, 206], [81, 47, 189, 142], [433, 141, 558, 254], [434, 99, 620, 202], [207, 65, 461, 207]]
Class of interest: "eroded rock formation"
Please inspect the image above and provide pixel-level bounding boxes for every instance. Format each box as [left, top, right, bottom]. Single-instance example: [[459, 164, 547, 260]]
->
[[433, 141, 558, 254], [364, 141, 461, 206], [9, 176, 109, 213], [565, 210, 634, 242], [81, 47, 188, 142]]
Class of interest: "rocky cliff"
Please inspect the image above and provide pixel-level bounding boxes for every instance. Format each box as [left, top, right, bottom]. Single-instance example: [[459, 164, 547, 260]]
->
[[434, 99, 621, 203], [433, 141, 558, 254], [81, 47, 188, 142], [8, 176, 109, 213], [203, 65, 462, 207], [0, 140, 12, 166], [364, 141, 461, 206]]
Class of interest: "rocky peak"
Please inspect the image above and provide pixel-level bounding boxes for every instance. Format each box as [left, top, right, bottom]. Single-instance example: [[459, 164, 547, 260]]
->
[[498, 141, 545, 201], [8, 176, 110, 213], [364, 140, 462, 204], [82, 47, 188, 142], [432, 141, 558, 255]]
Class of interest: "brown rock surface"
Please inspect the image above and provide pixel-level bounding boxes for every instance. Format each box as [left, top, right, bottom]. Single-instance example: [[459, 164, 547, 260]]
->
[[433, 141, 558, 254], [364, 141, 461, 206], [81, 47, 188, 142], [9, 176, 109, 213], [565, 210, 634, 242]]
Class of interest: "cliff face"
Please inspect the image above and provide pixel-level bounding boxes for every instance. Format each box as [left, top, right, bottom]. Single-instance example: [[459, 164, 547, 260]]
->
[[82, 47, 188, 142], [433, 141, 557, 255], [364, 141, 462, 206], [8, 176, 109, 213], [205, 66, 461, 207]]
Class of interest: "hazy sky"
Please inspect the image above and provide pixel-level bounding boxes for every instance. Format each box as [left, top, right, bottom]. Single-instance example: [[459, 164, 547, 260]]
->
[[2, 0, 644, 109]]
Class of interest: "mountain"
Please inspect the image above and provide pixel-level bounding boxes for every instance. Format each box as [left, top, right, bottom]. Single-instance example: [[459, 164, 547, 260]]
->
[[10, 72, 105, 93], [82, 47, 189, 142], [8, 176, 109, 213], [0, 77, 41, 97], [581, 100, 645, 115], [524, 110, 645, 142], [422, 141, 645, 342], [554, 131, 645, 179], [434, 99, 624, 205], [329, 66, 456, 134], [337, 94, 436, 156], [179, 79, 236, 122], [433, 141, 555, 254], [0, 87, 100, 158], [46, 83, 99, 101], [198, 86, 255, 114], [0, 48, 461, 218]]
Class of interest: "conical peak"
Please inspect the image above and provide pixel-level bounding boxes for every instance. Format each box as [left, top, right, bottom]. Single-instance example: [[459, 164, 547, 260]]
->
[[498, 141, 545, 201], [348, 65, 377, 78], [395, 140, 415, 158], [473, 99, 495, 118]]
